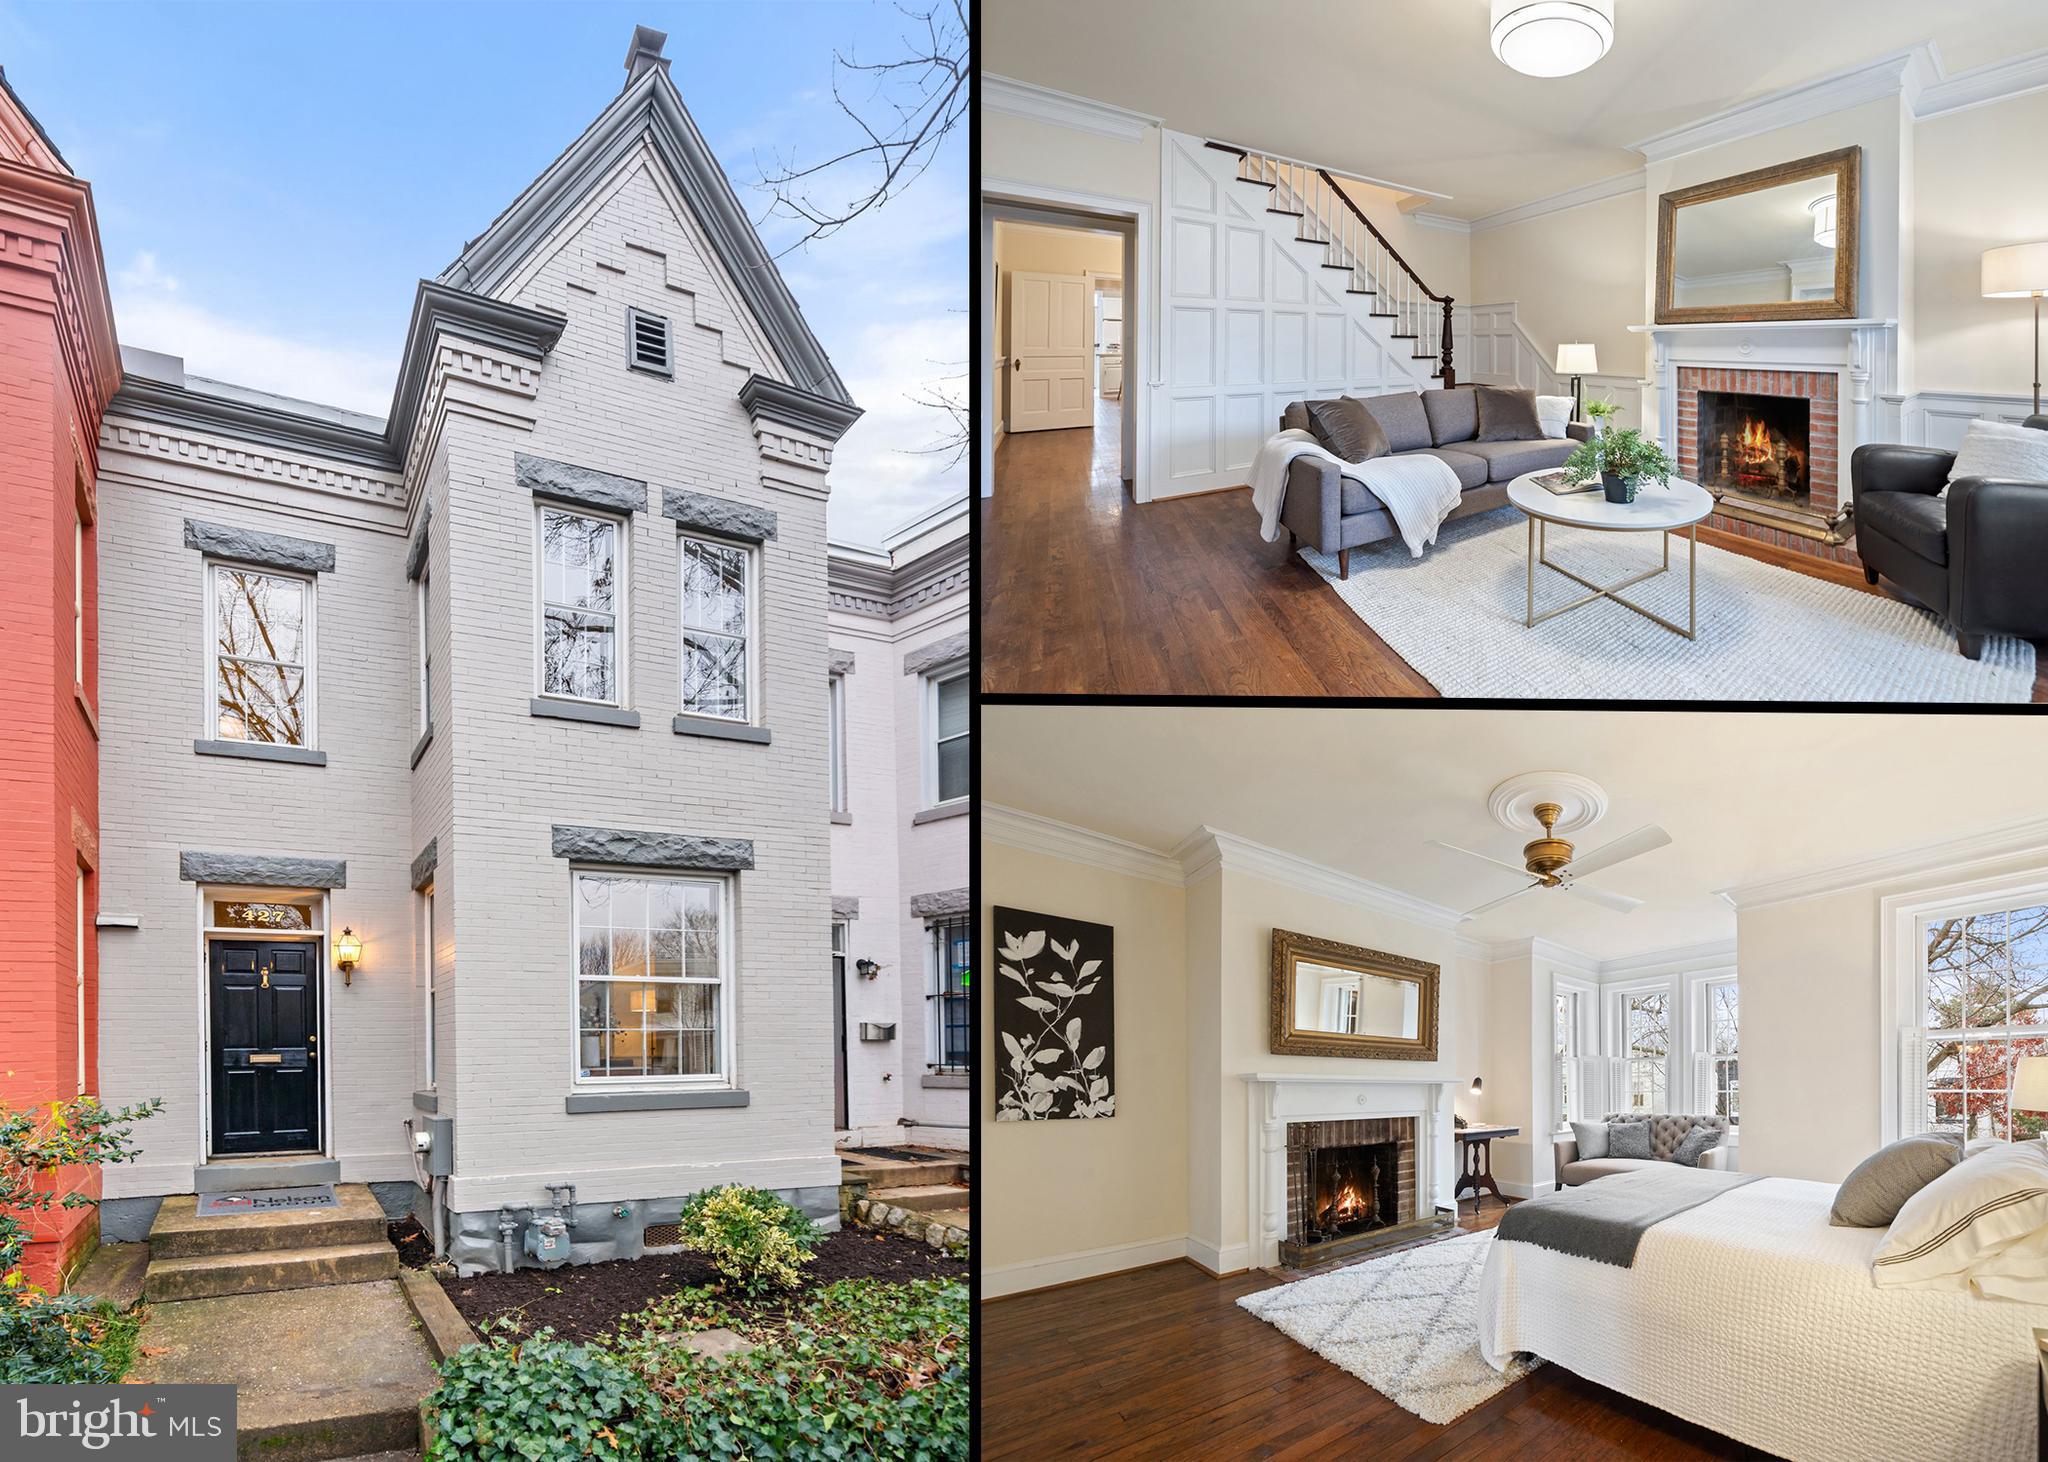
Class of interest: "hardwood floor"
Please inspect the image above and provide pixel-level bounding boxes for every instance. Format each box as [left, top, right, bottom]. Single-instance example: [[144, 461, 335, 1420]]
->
[[980, 411, 2048, 700], [981, 1201, 1771, 1460]]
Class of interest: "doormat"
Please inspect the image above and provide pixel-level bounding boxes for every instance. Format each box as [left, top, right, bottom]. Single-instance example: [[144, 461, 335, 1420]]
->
[[196, 1184, 337, 1216]]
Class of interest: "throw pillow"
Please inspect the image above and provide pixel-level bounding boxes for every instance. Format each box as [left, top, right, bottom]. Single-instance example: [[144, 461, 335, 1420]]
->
[[1536, 395, 1575, 439], [1358, 392, 1434, 453], [1475, 386, 1545, 442], [1944, 418, 2048, 498], [1570, 1119, 1610, 1160], [1306, 397, 1391, 464], [1669, 1125, 1725, 1168], [1830, 1135, 1962, 1227], [1422, 387, 1479, 446], [1606, 1120, 1652, 1160], [1871, 1138, 2048, 1288]]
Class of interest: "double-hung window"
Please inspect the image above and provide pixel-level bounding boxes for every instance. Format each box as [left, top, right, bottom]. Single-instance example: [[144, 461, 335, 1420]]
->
[[417, 568, 433, 734], [828, 675, 848, 815], [1617, 988, 1671, 1113], [538, 504, 622, 704], [1900, 895, 2048, 1142], [209, 563, 313, 746], [574, 871, 730, 1084], [927, 916, 970, 1073], [679, 536, 751, 721], [1700, 977, 1739, 1124], [925, 667, 968, 807], [420, 886, 436, 1088]]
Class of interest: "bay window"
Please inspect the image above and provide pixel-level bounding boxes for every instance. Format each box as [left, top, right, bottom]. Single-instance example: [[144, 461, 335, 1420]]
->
[[1699, 977, 1739, 1124], [1617, 988, 1671, 1114], [574, 871, 729, 1084]]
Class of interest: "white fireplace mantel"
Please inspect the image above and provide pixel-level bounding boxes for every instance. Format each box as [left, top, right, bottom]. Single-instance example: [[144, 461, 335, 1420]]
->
[[1243, 1073, 1457, 1270]]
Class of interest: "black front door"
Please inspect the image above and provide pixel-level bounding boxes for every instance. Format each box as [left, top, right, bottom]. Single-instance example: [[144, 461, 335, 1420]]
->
[[209, 940, 320, 1155]]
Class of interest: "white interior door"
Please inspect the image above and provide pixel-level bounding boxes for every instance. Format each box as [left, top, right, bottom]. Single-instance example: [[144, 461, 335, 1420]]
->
[[1008, 271, 1091, 432]]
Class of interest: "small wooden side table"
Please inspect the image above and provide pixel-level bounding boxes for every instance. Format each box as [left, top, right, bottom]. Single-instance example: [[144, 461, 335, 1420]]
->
[[1456, 1124, 1519, 1215]]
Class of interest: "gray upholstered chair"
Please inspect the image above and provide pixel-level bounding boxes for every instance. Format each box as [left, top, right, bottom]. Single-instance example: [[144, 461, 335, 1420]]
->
[[1554, 1113, 1735, 1190]]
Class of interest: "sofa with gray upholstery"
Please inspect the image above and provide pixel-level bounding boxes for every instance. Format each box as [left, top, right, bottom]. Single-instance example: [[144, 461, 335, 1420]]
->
[[1553, 1112, 1735, 1190], [1277, 386, 1589, 578]]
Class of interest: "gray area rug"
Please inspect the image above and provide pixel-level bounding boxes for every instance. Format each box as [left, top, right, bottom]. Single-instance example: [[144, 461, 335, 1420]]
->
[[1237, 1230, 1536, 1425], [1302, 512, 2034, 701], [195, 1184, 337, 1216]]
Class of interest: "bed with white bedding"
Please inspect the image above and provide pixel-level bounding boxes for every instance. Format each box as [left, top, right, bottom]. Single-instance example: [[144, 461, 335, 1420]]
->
[[1479, 1175, 2048, 1462]]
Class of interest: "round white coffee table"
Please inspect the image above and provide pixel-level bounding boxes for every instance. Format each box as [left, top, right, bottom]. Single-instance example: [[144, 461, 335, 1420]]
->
[[1505, 472, 1715, 640]]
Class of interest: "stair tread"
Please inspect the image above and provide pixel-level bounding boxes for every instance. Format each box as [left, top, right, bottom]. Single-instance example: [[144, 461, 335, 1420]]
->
[[150, 1240, 395, 1274], [868, 1183, 968, 1200]]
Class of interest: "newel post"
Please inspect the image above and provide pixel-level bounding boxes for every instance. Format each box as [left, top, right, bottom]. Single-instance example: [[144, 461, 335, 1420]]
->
[[1439, 297, 1457, 388]]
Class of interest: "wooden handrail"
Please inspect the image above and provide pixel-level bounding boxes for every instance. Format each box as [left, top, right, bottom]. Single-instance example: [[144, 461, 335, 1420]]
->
[[1316, 168, 1449, 304]]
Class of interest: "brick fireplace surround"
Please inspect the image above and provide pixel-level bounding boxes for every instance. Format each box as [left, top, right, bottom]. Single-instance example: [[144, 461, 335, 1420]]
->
[[1285, 1117, 1417, 1247], [1675, 366, 1851, 563]]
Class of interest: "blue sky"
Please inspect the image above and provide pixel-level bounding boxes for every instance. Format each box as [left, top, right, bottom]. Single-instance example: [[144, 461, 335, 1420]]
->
[[0, 0, 965, 545]]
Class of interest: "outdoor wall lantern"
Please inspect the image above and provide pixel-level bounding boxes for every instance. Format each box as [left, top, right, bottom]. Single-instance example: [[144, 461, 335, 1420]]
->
[[335, 927, 363, 985], [856, 958, 881, 980]]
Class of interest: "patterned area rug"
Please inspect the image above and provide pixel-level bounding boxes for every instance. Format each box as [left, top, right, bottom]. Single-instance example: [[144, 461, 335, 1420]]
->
[[1301, 511, 2035, 701], [1237, 1231, 1537, 1425]]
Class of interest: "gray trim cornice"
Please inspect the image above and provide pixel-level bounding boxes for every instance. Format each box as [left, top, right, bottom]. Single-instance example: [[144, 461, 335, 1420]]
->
[[829, 533, 968, 621], [184, 519, 336, 574], [517, 453, 648, 515], [828, 649, 856, 676], [410, 839, 438, 892], [903, 632, 968, 677], [113, 376, 392, 470], [405, 501, 432, 582], [386, 283, 566, 460], [662, 487, 776, 541], [193, 739, 327, 767], [531, 697, 641, 729], [909, 887, 969, 919], [832, 895, 860, 919], [565, 1088, 749, 1113], [178, 850, 346, 889], [439, 63, 854, 408], [551, 823, 755, 871], [672, 715, 771, 744], [738, 374, 862, 444]]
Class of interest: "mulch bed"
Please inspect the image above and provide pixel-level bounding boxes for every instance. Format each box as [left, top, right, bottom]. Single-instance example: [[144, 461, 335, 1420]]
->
[[438, 1228, 966, 1343], [389, 1217, 435, 1269]]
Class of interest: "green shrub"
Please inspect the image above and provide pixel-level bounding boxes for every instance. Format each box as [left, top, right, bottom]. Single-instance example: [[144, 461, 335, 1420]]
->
[[674, 1186, 821, 1296], [0, 1296, 139, 1384], [427, 1327, 661, 1461]]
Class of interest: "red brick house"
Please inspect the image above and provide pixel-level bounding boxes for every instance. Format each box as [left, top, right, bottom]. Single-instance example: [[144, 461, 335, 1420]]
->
[[0, 66, 122, 1289]]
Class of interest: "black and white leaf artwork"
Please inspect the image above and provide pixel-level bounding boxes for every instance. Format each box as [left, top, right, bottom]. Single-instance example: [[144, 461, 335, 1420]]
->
[[995, 906, 1115, 1121]]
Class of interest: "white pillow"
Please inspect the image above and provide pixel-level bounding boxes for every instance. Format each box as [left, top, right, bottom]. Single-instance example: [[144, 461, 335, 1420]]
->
[[1871, 1138, 2048, 1290], [1960, 1221, 2048, 1304], [1944, 418, 2048, 497], [1536, 394, 1574, 439]]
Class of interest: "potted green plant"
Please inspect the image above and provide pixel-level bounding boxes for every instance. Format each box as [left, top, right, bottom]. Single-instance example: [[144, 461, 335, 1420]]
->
[[1563, 426, 1676, 505], [1582, 399, 1618, 437]]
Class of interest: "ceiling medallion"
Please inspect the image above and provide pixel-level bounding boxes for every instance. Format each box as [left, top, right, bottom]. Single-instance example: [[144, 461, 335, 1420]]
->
[[1486, 770, 1609, 836], [1490, 1, 1615, 79]]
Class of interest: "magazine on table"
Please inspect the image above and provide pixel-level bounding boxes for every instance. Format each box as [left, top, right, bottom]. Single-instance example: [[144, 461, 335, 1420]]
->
[[1531, 469, 1599, 496]]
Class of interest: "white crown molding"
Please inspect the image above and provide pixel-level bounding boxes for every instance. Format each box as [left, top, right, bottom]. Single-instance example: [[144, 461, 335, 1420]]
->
[[1628, 47, 1928, 163], [1717, 814, 2048, 912], [1915, 45, 2048, 120], [981, 804, 1185, 886], [1468, 169, 1645, 234], [1596, 938, 1739, 979], [1409, 211, 1471, 234], [981, 74, 1161, 141], [1172, 825, 1467, 931]]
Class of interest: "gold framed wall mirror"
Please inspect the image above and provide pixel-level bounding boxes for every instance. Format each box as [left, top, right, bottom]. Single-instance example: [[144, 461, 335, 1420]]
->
[[1269, 928, 1440, 1060], [1656, 147, 1861, 324]]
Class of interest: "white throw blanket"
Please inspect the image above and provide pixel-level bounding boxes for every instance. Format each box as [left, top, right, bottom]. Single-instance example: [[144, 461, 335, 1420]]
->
[[1248, 429, 1463, 559]]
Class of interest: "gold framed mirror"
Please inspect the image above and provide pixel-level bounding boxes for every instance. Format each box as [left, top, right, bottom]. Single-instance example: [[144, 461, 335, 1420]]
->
[[1269, 928, 1440, 1060], [1656, 147, 1860, 324]]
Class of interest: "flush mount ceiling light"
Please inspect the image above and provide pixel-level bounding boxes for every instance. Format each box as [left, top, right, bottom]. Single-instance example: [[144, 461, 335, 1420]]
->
[[1490, 0, 1614, 78], [1810, 194, 1838, 250]]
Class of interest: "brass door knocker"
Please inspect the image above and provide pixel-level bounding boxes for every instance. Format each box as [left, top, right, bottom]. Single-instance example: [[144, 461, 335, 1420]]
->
[[260, 965, 271, 989]]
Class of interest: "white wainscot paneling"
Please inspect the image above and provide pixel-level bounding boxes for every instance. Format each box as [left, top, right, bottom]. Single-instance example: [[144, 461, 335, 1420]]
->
[[1899, 391, 2039, 452], [1169, 396, 1217, 479], [1171, 307, 1216, 387], [1170, 218, 1216, 298], [1224, 309, 1263, 385], [1272, 311, 1311, 385], [1224, 226, 1264, 300]]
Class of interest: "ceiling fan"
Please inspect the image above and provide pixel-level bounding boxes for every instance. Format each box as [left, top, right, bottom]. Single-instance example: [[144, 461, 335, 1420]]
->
[[1430, 800, 1671, 922]]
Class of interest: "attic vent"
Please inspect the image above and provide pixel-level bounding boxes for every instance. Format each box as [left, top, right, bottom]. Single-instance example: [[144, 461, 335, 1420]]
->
[[628, 308, 672, 376]]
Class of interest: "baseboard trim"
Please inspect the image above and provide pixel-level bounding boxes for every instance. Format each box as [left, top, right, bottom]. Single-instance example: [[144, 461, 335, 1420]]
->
[[1185, 1236, 1251, 1278], [981, 1235, 1190, 1298]]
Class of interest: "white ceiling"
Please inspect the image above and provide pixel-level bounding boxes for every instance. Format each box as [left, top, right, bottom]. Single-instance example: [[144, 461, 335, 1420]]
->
[[984, 0, 2048, 220], [982, 706, 2048, 962]]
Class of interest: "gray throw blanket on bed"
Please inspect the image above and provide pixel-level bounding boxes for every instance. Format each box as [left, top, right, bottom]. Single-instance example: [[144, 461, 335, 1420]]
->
[[1495, 1166, 1762, 1268]]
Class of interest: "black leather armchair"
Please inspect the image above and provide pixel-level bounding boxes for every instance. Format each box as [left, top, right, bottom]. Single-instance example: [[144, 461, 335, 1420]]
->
[[1853, 415, 2048, 659]]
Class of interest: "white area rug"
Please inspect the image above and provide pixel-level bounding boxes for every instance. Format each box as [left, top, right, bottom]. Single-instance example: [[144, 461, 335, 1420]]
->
[[1237, 1230, 1537, 1425], [1302, 512, 2035, 701]]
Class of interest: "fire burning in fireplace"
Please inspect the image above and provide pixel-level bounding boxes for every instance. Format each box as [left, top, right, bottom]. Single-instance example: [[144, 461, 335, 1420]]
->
[[1306, 1141, 1399, 1243], [1698, 390, 1810, 503]]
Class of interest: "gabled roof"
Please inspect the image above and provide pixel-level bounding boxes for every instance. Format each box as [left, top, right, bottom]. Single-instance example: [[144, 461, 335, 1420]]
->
[[439, 27, 854, 411]]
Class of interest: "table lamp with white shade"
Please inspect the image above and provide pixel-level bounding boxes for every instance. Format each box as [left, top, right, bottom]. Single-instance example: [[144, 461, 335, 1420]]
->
[[1556, 343, 1598, 422], [2014, 1055, 2048, 1141], [1982, 241, 2048, 415]]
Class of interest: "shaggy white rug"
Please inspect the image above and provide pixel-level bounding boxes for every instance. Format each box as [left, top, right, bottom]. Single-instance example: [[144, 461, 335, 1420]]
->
[[1237, 1230, 1538, 1425], [1302, 513, 2035, 701]]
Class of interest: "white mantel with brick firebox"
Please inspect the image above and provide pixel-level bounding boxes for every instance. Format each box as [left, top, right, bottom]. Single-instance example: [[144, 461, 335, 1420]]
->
[[1630, 318, 1901, 558], [1245, 1073, 1457, 1271]]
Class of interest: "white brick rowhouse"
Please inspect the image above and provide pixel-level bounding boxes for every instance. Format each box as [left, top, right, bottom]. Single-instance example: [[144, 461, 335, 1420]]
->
[[88, 28, 966, 1272]]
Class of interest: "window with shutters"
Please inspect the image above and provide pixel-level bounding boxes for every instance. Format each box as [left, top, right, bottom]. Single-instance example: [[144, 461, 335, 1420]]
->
[[627, 307, 673, 376]]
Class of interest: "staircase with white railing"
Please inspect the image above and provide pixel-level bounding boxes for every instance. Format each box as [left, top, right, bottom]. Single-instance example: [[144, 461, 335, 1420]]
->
[[1205, 142, 1457, 386]]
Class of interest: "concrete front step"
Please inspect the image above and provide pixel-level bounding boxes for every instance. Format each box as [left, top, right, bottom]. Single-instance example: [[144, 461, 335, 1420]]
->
[[866, 1183, 970, 1214], [150, 1185, 388, 1259], [841, 1157, 965, 1188], [236, 1386, 420, 1462], [144, 1241, 399, 1303]]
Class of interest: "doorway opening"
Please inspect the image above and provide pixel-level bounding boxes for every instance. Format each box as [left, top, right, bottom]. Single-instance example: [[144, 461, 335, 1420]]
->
[[202, 890, 328, 1157]]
